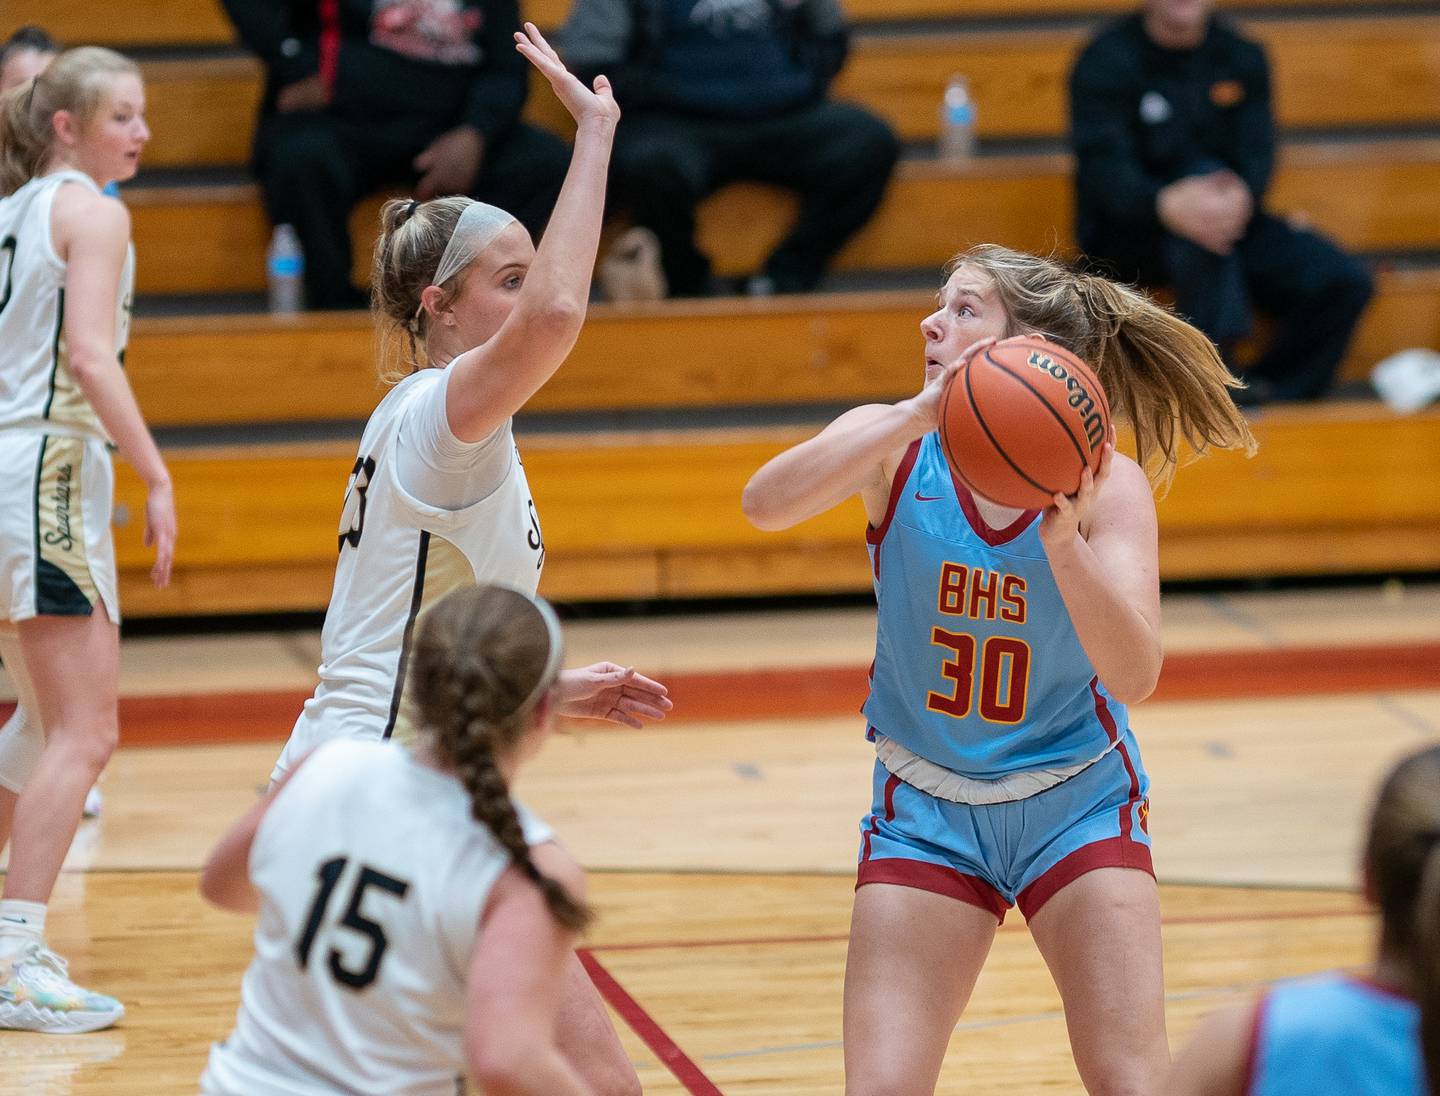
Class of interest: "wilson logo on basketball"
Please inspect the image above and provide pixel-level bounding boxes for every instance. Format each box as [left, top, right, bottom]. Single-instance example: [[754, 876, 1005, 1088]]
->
[[1026, 351, 1106, 451]]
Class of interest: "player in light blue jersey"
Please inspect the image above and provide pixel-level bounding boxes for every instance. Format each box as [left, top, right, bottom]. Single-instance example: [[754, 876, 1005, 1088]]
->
[[745, 244, 1253, 1093], [1169, 744, 1440, 1096]]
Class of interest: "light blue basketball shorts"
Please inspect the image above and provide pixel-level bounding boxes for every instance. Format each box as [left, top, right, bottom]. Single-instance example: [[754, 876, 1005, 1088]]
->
[[856, 729, 1153, 922]]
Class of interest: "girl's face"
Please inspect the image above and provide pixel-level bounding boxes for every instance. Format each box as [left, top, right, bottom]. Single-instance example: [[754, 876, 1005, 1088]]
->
[[919, 265, 1011, 381], [56, 73, 149, 185], [445, 222, 537, 351]]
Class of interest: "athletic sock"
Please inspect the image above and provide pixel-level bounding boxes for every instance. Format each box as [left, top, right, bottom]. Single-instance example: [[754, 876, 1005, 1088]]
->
[[0, 899, 46, 963]]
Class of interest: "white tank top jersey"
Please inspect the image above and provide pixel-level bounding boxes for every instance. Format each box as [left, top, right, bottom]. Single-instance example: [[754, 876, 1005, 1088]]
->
[[202, 738, 555, 1096], [0, 170, 134, 441], [277, 367, 545, 776]]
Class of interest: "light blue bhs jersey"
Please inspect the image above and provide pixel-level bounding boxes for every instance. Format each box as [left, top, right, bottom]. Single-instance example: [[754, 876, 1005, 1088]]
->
[[862, 433, 1129, 779], [1250, 974, 1420, 1095]]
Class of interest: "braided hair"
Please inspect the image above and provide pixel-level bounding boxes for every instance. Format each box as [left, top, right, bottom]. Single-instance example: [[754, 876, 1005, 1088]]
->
[[410, 585, 592, 933]]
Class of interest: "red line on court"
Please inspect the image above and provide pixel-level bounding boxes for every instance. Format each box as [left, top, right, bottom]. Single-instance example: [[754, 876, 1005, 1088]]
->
[[576, 948, 724, 1096], [2, 640, 1436, 747]]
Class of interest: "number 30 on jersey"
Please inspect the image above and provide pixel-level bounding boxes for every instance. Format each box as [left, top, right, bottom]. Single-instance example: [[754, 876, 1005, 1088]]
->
[[928, 629, 1031, 724]]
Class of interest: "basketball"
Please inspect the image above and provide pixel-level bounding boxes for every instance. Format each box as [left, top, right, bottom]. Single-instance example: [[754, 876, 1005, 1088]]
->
[[938, 335, 1112, 509]]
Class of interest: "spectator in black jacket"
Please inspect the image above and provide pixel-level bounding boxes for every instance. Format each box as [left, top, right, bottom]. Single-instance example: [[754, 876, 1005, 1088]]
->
[[561, 0, 898, 298], [222, 0, 569, 309], [1068, 0, 1373, 402]]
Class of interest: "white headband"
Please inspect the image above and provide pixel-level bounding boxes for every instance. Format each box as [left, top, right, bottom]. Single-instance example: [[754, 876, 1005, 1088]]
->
[[509, 593, 565, 720], [431, 199, 517, 288]]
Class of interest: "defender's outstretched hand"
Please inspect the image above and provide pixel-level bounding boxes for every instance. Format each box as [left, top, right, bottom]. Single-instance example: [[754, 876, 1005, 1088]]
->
[[555, 663, 672, 729], [514, 22, 619, 130]]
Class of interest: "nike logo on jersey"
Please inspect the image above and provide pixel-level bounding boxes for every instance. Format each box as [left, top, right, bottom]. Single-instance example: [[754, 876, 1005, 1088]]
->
[[914, 492, 944, 502]]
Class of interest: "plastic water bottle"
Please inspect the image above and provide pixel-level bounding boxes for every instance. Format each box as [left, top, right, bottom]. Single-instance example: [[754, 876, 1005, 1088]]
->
[[267, 224, 304, 314], [938, 74, 977, 163]]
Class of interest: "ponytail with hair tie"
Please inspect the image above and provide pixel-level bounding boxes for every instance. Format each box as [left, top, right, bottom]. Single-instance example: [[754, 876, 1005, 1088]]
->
[[410, 586, 594, 935]]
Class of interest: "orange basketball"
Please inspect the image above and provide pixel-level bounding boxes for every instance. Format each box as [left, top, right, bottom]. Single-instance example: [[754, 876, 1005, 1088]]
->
[[938, 336, 1112, 510]]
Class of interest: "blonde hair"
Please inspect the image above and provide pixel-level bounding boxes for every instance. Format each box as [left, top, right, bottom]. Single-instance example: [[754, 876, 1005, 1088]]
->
[[951, 245, 1256, 492], [0, 46, 138, 197], [369, 196, 471, 383], [409, 585, 592, 933], [1364, 745, 1440, 1091]]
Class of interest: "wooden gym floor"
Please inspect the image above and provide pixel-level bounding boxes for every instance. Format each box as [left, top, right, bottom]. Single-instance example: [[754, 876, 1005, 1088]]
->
[[3, 581, 1440, 1094]]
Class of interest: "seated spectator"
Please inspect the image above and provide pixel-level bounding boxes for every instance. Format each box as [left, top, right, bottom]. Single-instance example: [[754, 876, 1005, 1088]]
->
[[221, 0, 570, 309], [560, 0, 898, 299], [1068, 0, 1373, 403], [0, 26, 58, 94]]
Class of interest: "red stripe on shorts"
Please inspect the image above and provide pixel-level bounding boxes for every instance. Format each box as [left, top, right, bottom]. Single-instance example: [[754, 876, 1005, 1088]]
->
[[1090, 677, 1141, 840], [859, 773, 901, 862], [857, 857, 1009, 923]]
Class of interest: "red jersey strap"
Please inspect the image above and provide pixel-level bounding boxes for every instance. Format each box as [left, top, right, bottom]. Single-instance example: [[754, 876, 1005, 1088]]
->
[[865, 439, 922, 577], [1243, 992, 1269, 1096]]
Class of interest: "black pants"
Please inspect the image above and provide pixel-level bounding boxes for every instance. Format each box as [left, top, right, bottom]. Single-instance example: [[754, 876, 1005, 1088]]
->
[[255, 111, 570, 309], [608, 100, 899, 296], [1084, 211, 1373, 401]]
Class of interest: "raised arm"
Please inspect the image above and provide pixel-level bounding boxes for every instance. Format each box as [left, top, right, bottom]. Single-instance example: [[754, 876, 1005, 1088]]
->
[[443, 24, 619, 443], [466, 860, 591, 1096], [55, 185, 174, 587]]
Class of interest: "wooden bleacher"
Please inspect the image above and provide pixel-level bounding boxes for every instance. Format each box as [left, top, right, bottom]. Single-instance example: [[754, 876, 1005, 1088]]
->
[[135, 13, 1440, 167], [31, 0, 1437, 49], [9, 0, 1439, 614], [122, 265, 1440, 429], [111, 406, 1440, 616], [124, 140, 1440, 294]]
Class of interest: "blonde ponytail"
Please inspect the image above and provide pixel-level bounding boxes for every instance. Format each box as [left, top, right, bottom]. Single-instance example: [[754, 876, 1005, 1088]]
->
[[0, 80, 45, 196], [1073, 273, 1256, 492]]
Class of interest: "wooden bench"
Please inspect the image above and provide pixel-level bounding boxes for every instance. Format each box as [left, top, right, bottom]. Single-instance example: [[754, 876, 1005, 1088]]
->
[[110, 404, 1440, 615], [134, 14, 1440, 168], [123, 139, 1440, 295], [124, 266, 1440, 428], [32, 0, 1435, 49]]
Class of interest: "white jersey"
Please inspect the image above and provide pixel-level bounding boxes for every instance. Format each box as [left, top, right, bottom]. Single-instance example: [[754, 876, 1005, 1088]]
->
[[202, 738, 555, 1096], [275, 368, 544, 777], [0, 170, 134, 441]]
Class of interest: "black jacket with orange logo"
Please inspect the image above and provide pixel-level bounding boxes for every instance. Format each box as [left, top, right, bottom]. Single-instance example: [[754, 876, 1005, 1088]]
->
[[1067, 14, 1273, 245]]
